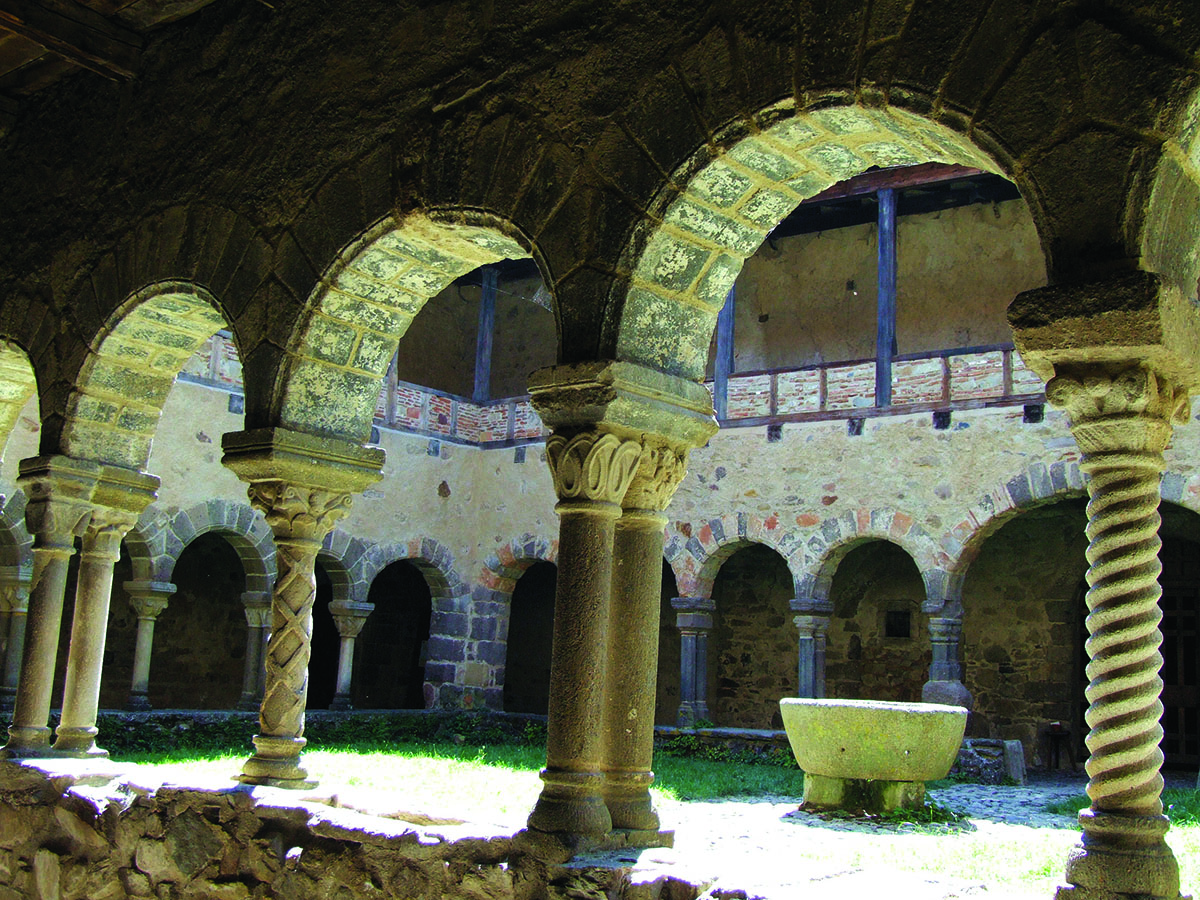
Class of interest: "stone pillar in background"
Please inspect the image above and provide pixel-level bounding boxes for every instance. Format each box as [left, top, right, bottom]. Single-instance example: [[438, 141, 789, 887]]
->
[[605, 439, 688, 833], [790, 598, 831, 699], [672, 597, 715, 726], [921, 616, 972, 708], [123, 581, 176, 711], [329, 600, 374, 710], [0, 569, 31, 711], [526, 361, 716, 845], [3, 457, 96, 757], [1010, 272, 1200, 900], [54, 468, 158, 756], [238, 592, 272, 711], [222, 429, 382, 788]]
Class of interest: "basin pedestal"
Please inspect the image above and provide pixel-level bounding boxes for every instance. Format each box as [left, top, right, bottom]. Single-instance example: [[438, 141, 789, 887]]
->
[[780, 698, 968, 814]]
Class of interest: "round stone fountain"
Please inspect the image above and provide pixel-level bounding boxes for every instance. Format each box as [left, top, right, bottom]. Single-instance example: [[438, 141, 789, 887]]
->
[[779, 698, 968, 813]]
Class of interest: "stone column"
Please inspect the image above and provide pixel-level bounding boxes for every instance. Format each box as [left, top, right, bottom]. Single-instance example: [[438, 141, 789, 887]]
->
[[1010, 272, 1200, 900], [790, 598, 831, 699], [0, 570, 31, 711], [3, 457, 97, 757], [237, 592, 272, 711], [328, 600, 374, 710], [54, 466, 158, 757], [672, 597, 715, 727], [526, 361, 716, 844], [921, 616, 972, 708], [525, 428, 641, 838], [604, 440, 688, 833], [222, 428, 382, 788], [123, 581, 176, 711]]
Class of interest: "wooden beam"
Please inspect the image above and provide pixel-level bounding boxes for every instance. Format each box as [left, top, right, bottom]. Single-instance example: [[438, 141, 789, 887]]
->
[[713, 286, 736, 421], [875, 188, 897, 407], [0, 0, 142, 80], [473, 266, 497, 403], [808, 163, 983, 205]]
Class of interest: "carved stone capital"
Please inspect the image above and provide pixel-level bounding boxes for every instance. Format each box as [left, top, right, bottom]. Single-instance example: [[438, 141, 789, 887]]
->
[[247, 482, 354, 544], [545, 430, 643, 506], [1045, 364, 1188, 456], [0, 569, 29, 614], [329, 600, 374, 638], [17, 456, 100, 542], [624, 439, 690, 512], [928, 616, 964, 642], [124, 581, 176, 620], [222, 428, 385, 495]]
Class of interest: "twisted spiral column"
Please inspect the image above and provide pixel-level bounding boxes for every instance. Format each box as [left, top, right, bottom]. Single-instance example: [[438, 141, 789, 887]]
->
[[239, 483, 352, 788], [1045, 364, 1190, 900]]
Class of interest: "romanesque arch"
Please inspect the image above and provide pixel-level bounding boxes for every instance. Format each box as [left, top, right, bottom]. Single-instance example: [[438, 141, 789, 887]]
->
[[272, 213, 540, 443], [354, 538, 466, 710], [607, 102, 1010, 381], [468, 534, 557, 712], [59, 281, 234, 469], [665, 511, 802, 600], [0, 342, 38, 458]]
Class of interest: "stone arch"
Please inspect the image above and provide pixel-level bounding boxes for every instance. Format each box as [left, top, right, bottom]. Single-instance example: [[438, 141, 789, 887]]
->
[[608, 101, 1011, 380], [458, 533, 558, 712], [0, 492, 32, 572], [161, 501, 276, 597], [352, 538, 465, 710], [665, 512, 803, 600], [58, 281, 236, 469], [41, 204, 270, 458], [272, 211, 542, 443], [733, 507, 941, 611], [0, 342, 39, 457], [1142, 82, 1200, 304]]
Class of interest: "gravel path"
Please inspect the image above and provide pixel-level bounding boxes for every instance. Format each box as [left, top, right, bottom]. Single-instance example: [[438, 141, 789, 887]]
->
[[593, 773, 1195, 900]]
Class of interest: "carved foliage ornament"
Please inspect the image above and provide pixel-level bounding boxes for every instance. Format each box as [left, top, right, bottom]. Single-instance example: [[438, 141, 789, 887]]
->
[[1046, 365, 1190, 426], [624, 441, 690, 512], [246, 482, 353, 542], [545, 431, 643, 505]]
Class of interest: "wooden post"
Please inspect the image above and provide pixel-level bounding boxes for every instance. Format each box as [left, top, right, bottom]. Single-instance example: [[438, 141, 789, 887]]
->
[[875, 188, 897, 407], [473, 267, 498, 403], [714, 286, 736, 420]]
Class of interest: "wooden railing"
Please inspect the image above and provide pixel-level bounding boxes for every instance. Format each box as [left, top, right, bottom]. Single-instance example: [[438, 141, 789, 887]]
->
[[180, 335, 1046, 447]]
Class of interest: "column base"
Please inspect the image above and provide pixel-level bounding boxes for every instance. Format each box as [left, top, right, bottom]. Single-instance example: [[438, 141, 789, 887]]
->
[[237, 734, 316, 789], [51, 726, 108, 758], [125, 693, 152, 712], [527, 769, 612, 838], [1061, 815, 1182, 900], [922, 679, 973, 708], [604, 771, 660, 831], [328, 695, 353, 711], [1, 725, 54, 758]]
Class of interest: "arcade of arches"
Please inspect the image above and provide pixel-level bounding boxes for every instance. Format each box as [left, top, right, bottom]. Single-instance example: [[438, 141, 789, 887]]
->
[[1, 2, 1200, 898]]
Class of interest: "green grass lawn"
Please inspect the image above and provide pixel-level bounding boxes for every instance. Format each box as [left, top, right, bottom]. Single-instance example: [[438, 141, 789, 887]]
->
[[111, 742, 1200, 895]]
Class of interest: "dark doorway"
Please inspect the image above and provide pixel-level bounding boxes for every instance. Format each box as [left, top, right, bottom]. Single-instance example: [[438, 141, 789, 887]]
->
[[355, 561, 432, 709], [503, 561, 556, 714], [1159, 537, 1199, 769], [306, 562, 339, 709]]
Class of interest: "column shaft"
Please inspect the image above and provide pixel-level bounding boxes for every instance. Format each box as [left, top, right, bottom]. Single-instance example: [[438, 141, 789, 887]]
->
[[672, 597, 715, 727], [922, 616, 972, 707], [527, 500, 620, 836], [5, 536, 76, 753], [0, 580, 29, 710], [124, 583, 173, 712], [603, 508, 667, 831], [793, 614, 830, 699], [54, 516, 129, 756]]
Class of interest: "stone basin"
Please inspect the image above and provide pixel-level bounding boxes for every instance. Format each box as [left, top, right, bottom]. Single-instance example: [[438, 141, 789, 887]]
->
[[779, 698, 968, 813]]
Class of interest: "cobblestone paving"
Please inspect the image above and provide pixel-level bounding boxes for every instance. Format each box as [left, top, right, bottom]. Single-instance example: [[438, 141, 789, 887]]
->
[[616, 773, 1196, 900]]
